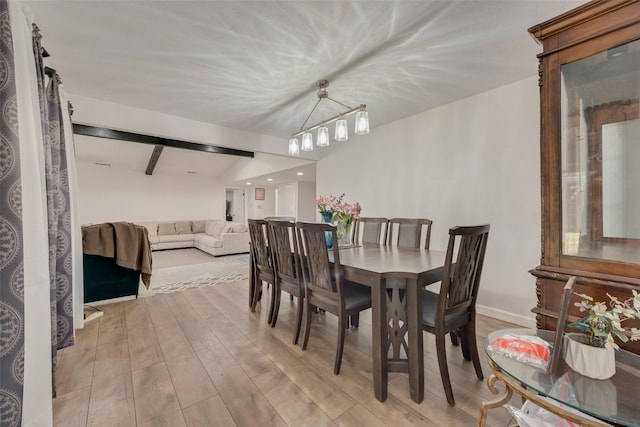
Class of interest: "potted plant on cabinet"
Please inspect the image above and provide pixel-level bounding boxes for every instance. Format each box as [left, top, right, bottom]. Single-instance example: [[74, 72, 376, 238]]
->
[[565, 290, 640, 379]]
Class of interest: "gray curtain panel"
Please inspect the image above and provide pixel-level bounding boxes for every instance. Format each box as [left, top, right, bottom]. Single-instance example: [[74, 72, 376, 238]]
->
[[32, 23, 74, 398], [0, 3, 26, 426], [46, 74, 74, 352]]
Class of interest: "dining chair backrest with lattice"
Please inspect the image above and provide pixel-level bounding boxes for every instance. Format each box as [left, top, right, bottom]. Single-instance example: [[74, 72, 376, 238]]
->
[[296, 221, 372, 374], [265, 219, 305, 344], [387, 218, 433, 249], [248, 219, 275, 315], [421, 224, 490, 406], [353, 217, 389, 245]]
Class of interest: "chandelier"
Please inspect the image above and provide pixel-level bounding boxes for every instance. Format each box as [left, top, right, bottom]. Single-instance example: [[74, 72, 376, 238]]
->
[[288, 79, 369, 155]]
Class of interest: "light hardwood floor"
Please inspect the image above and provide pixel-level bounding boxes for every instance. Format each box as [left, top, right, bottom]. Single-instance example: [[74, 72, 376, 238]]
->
[[53, 255, 523, 426]]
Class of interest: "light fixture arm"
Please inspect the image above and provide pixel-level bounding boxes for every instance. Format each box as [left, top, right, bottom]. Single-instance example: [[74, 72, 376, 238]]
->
[[326, 96, 351, 110], [292, 103, 366, 138], [298, 97, 322, 132]]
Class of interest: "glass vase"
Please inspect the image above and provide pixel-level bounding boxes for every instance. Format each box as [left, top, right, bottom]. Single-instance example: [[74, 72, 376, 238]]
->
[[337, 218, 354, 247], [320, 211, 334, 248]]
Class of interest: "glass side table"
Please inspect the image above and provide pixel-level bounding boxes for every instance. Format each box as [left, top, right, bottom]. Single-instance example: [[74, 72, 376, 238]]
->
[[479, 328, 640, 427]]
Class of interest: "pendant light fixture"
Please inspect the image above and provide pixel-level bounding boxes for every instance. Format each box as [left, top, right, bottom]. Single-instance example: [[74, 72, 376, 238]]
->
[[288, 79, 369, 155], [317, 126, 329, 147]]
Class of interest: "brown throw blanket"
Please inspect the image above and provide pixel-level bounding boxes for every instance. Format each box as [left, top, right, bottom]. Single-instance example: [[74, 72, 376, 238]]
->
[[82, 222, 153, 288]]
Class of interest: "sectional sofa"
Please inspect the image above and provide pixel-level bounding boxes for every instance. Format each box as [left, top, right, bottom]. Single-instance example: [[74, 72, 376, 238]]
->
[[139, 219, 249, 256]]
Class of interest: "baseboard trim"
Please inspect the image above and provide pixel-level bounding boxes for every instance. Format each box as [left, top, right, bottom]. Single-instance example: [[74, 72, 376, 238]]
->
[[476, 304, 536, 328]]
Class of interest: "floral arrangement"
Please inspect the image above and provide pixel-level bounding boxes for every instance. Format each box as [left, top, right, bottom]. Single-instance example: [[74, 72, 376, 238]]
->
[[314, 194, 342, 215], [314, 193, 361, 243], [570, 290, 640, 349], [314, 193, 361, 220]]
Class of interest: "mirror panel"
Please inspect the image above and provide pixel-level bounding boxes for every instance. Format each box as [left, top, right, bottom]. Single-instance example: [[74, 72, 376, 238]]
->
[[561, 38, 640, 262]]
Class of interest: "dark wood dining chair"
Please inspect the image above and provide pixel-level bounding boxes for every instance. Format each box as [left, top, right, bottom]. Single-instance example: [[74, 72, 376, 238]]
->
[[387, 217, 433, 249], [421, 224, 490, 406], [353, 217, 389, 245], [266, 219, 305, 344], [248, 219, 275, 319], [296, 221, 372, 374]]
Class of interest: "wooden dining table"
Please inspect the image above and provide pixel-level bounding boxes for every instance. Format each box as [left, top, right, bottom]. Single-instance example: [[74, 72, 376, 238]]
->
[[335, 244, 447, 403]]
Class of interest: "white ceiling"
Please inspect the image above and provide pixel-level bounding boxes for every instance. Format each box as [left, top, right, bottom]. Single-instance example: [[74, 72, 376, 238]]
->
[[24, 0, 588, 183]]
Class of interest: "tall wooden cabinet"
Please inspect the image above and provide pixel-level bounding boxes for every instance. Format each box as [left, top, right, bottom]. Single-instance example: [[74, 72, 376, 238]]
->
[[529, 0, 640, 352]]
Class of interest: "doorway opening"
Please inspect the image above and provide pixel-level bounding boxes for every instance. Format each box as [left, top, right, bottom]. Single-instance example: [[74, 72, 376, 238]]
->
[[225, 188, 245, 223]]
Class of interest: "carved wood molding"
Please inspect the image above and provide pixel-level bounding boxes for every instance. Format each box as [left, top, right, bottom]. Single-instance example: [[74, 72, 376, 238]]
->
[[529, 266, 640, 290]]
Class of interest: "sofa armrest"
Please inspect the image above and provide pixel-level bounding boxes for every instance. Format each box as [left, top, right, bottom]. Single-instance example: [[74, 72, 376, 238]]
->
[[221, 232, 250, 253]]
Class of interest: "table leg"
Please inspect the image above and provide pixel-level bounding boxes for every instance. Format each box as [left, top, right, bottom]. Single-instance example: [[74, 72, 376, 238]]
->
[[372, 278, 387, 401], [478, 374, 513, 427], [406, 277, 424, 403]]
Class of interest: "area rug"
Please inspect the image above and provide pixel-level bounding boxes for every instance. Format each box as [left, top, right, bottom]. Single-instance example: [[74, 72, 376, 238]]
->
[[151, 253, 249, 294]]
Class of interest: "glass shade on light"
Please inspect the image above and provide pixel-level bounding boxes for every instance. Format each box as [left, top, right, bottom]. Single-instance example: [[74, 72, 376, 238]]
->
[[355, 110, 369, 135], [335, 119, 348, 141], [317, 126, 329, 147], [288, 138, 300, 155], [301, 132, 313, 151]]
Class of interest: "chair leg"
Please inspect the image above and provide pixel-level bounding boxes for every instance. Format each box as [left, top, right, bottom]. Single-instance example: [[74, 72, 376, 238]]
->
[[449, 330, 460, 346], [435, 332, 455, 406], [350, 314, 360, 328], [293, 295, 303, 345], [249, 277, 255, 310], [301, 300, 313, 350], [459, 328, 471, 361], [249, 259, 256, 310], [268, 285, 280, 327], [335, 315, 347, 375], [271, 286, 283, 327], [461, 321, 484, 380], [250, 279, 261, 312]]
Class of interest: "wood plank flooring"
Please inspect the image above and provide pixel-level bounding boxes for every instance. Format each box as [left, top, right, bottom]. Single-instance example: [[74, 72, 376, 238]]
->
[[53, 260, 524, 426]]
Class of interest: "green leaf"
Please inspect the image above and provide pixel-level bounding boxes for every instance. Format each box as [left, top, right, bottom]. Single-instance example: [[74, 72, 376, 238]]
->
[[613, 330, 629, 342]]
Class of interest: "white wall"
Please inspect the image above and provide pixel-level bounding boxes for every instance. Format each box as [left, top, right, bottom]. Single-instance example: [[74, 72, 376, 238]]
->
[[317, 76, 541, 326], [276, 183, 297, 218], [297, 181, 316, 222], [246, 186, 276, 220], [77, 162, 226, 224]]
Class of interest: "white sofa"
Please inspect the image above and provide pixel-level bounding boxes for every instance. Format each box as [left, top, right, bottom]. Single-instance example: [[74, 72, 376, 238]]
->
[[139, 219, 249, 257]]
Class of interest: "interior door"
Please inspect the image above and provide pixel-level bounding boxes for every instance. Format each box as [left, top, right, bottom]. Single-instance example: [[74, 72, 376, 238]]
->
[[225, 188, 245, 223]]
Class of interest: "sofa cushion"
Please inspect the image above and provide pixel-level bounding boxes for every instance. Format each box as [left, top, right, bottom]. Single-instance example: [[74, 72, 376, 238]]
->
[[158, 222, 176, 235], [139, 222, 158, 237], [206, 220, 227, 237], [191, 220, 206, 233], [222, 222, 247, 233], [175, 221, 192, 234], [231, 223, 247, 233], [194, 233, 223, 248], [158, 233, 194, 243]]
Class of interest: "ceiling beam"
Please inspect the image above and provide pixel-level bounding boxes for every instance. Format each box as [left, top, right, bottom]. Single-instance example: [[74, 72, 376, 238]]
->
[[72, 124, 255, 158], [145, 145, 164, 175]]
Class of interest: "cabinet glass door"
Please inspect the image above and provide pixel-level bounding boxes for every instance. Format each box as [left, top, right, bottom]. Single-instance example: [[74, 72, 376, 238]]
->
[[561, 38, 640, 263]]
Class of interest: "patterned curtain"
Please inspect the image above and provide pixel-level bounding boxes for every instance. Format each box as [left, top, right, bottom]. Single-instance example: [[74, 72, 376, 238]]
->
[[32, 24, 74, 398], [0, 2, 25, 425]]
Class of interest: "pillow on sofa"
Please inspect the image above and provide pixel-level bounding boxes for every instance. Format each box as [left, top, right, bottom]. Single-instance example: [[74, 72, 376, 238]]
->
[[158, 222, 176, 236], [223, 223, 235, 233], [175, 221, 192, 235], [191, 220, 206, 233], [231, 223, 247, 233], [205, 220, 227, 237], [139, 222, 158, 237]]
